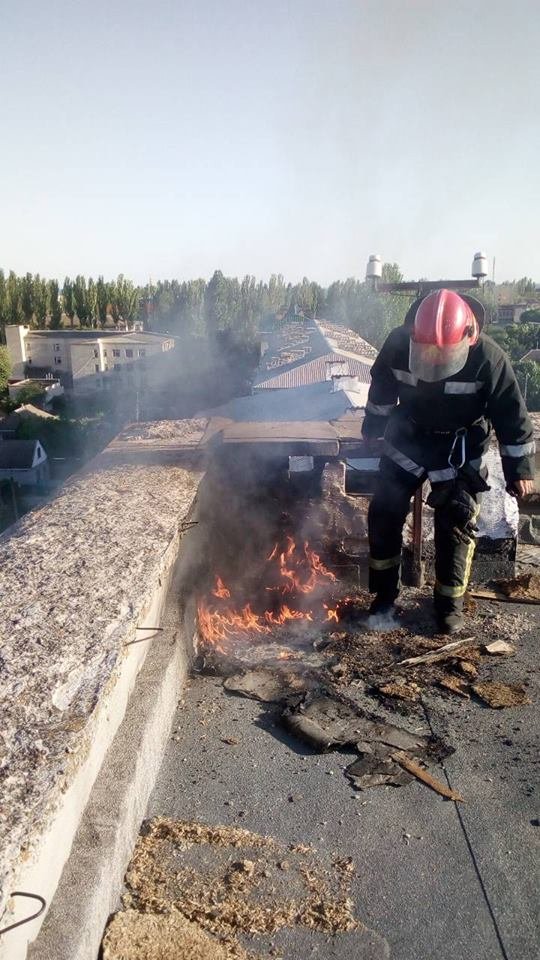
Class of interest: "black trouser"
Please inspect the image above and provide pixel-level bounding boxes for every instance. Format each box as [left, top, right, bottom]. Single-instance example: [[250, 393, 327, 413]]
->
[[368, 457, 480, 613]]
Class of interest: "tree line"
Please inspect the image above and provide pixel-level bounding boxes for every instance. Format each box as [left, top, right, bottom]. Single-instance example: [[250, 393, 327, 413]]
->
[[0, 271, 140, 333], [0, 265, 413, 350], [2, 266, 538, 349]]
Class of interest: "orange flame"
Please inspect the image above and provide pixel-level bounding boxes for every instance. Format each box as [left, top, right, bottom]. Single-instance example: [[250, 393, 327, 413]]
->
[[213, 576, 231, 599], [198, 537, 338, 649], [323, 603, 339, 623], [268, 537, 336, 596]]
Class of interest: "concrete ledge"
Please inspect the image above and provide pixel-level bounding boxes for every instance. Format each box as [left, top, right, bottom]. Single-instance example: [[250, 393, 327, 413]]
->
[[27, 562, 193, 960], [0, 421, 204, 955]]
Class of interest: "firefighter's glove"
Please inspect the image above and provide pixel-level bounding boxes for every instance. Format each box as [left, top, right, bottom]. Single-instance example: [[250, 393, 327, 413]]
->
[[449, 487, 478, 529], [451, 519, 478, 546], [459, 462, 490, 495], [428, 484, 478, 545], [426, 484, 452, 511]]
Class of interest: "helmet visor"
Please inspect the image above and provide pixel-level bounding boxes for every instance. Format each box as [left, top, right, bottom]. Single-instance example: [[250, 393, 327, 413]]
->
[[409, 338, 470, 383]]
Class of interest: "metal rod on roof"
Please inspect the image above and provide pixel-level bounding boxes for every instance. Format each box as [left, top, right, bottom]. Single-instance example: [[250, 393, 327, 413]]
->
[[376, 279, 481, 294]]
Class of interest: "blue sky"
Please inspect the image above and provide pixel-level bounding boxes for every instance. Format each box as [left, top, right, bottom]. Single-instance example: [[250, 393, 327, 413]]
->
[[1, 0, 539, 285]]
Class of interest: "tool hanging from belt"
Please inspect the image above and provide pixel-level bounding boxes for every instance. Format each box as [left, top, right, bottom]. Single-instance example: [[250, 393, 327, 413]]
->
[[448, 427, 467, 470]]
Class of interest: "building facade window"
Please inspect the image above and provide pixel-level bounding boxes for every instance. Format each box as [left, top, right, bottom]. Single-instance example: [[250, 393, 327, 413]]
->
[[54, 344, 61, 352], [125, 348, 133, 358], [103, 349, 108, 357], [113, 349, 121, 358], [114, 363, 121, 372], [54, 357, 62, 365], [93, 348, 99, 358], [138, 348, 146, 357], [95, 363, 100, 373]]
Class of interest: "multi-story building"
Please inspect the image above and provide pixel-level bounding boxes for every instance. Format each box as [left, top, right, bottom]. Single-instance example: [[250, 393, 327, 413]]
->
[[5, 326, 175, 395], [496, 302, 540, 325]]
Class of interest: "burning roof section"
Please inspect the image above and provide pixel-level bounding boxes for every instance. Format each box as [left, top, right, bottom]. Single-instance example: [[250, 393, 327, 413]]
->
[[253, 319, 376, 391]]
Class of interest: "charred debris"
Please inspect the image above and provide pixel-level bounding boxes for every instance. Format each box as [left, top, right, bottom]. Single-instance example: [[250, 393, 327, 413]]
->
[[189, 449, 532, 803]]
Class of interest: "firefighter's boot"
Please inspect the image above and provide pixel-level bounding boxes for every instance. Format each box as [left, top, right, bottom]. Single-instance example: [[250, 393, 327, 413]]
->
[[368, 594, 397, 619], [434, 595, 464, 635]]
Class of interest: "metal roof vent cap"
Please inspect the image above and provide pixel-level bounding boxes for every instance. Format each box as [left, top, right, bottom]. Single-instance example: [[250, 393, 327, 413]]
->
[[366, 254, 383, 280], [325, 360, 349, 380], [332, 375, 362, 393], [472, 251, 488, 279]]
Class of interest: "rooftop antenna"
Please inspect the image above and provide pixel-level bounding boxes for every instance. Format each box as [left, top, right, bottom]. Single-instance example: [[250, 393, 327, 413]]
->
[[365, 251, 487, 296]]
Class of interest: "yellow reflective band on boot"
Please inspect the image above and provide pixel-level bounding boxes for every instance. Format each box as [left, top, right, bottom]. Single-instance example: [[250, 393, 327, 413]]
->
[[462, 513, 478, 587], [369, 554, 402, 571], [435, 506, 479, 600], [435, 581, 467, 598]]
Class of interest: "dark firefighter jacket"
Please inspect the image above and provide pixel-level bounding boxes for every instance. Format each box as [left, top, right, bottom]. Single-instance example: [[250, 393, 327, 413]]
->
[[362, 326, 535, 485]]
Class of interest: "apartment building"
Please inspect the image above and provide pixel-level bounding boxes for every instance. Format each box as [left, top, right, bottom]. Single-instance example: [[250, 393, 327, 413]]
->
[[5, 326, 175, 395]]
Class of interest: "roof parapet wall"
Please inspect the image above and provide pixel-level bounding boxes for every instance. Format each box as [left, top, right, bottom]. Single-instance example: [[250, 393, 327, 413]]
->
[[0, 420, 205, 953]]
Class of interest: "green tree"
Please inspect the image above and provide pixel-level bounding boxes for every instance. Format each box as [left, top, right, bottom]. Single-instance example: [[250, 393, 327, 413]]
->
[[489, 323, 540, 361], [0, 345, 11, 390], [0, 270, 8, 338], [520, 308, 540, 324], [73, 274, 88, 327], [514, 360, 540, 411], [205, 270, 231, 336], [86, 278, 98, 326], [62, 277, 75, 326], [114, 274, 139, 325], [96, 276, 110, 327], [515, 277, 536, 298], [324, 269, 410, 348], [6, 272, 22, 325], [48, 279, 62, 328], [154, 282, 175, 329], [13, 382, 46, 405], [33, 274, 49, 327], [20, 273, 35, 324], [381, 262, 404, 283], [73, 275, 89, 325]]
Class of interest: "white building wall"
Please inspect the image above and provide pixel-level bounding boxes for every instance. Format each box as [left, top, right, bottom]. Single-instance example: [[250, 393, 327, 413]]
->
[[5, 326, 175, 395], [70, 342, 104, 392], [25, 335, 74, 374], [5, 326, 29, 378]]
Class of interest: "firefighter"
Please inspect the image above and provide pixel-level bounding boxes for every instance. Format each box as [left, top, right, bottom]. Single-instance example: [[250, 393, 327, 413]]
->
[[362, 288, 535, 634]]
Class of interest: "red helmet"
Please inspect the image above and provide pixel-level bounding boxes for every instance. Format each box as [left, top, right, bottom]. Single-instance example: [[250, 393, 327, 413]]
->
[[409, 289, 479, 383]]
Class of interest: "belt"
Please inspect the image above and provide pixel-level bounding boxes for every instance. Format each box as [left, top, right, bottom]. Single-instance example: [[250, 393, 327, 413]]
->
[[407, 416, 485, 436]]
